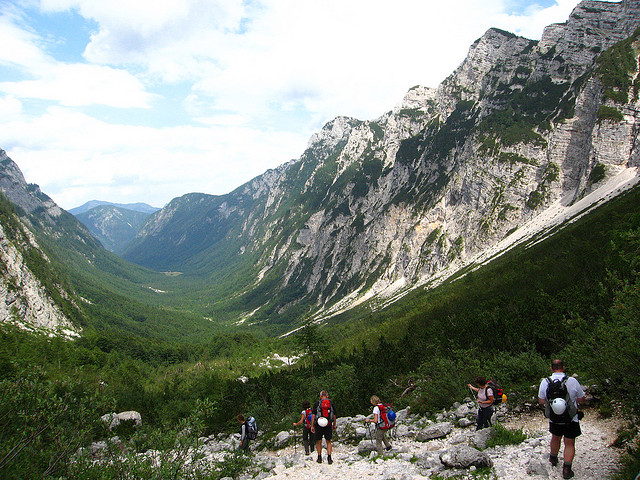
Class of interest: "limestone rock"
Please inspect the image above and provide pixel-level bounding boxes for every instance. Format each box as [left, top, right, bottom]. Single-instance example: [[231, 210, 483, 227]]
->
[[416, 422, 453, 441], [439, 445, 493, 469]]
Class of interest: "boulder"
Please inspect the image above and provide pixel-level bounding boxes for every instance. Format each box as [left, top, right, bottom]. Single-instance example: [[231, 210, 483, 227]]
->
[[469, 427, 493, 449], [413, 451, 443, 470], [273, 431, 290, 448], [526, 453, 553, 477], [394, 407, 411, 423], [395, 424, 414, 437], [89, 440, 107, 455], [416, 422, 453, 441], [117, 411, 142, 425], [348, 426, 365, 437], [440, 445, 493, 469], [459, 418, 474, 428], [454, 404, 472, 418], [101, 411, 142, 430], [357, 438, 378, 454]]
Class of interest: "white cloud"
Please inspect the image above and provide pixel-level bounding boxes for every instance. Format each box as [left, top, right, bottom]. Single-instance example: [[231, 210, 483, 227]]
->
[[0, 13, 49, 68], [0, 62, 155, 107], [0, 104, 308, 208], [0, 95, 22, 115]]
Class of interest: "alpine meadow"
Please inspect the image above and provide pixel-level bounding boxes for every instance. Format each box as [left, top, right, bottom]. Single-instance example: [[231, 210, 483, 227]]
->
[[1, 1, 640, 479]]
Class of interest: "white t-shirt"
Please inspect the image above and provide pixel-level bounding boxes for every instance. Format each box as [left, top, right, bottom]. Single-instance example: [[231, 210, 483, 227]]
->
[[478, 386, 494, 409], [373, 405, 383, 428], [538, 372, 585, 422]]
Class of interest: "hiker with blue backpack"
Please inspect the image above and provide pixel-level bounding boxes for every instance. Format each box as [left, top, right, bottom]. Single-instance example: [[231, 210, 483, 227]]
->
[[310, 390, 337, 464], [365, 395, 395, 455], [292, 400, 313, 455], [538, 359, 585, 479], [237, 414, 257, 452]]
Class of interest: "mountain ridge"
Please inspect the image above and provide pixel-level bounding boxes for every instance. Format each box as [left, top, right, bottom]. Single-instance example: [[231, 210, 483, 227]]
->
[[122, 0, 640, 328], [1, 0, 639, 335], [69, 200, 160, 216], [74, 205, 154, 254]]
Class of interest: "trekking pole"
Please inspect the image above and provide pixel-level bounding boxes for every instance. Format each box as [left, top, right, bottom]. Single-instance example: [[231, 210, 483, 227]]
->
[[367, 422, 375, 448], [293, 425, 297, 454], [469, 384, 477, 402]]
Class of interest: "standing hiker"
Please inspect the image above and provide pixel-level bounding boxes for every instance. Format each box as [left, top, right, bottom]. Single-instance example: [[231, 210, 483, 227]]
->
[[467, 376, 494, 430], [293, 400, 313, 455], [365, 395, 392, 455], [237, 414, 257, 453], [310, 390, 337, 464], [538, 359, 585, 479]]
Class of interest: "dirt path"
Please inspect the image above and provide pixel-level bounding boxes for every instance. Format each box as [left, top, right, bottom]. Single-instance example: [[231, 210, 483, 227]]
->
[[258, 409, 624, 479], [496, 409, 623, 479]]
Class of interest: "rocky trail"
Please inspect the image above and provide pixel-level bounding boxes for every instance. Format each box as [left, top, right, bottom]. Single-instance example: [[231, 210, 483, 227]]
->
[[253, 409, 624, 480]]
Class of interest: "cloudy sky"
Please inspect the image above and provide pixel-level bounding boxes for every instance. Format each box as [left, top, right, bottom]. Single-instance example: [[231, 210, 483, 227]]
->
[[0, 0, 592, 210]]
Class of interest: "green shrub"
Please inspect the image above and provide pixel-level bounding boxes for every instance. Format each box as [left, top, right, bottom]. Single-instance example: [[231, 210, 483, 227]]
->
[[485, 423, 527, 449], [604, 90, 629, 103], [612, 445, 640, 480], [0, 369, 109, 479], [597, 105, 624, 123], [589, 164, 607, 184]]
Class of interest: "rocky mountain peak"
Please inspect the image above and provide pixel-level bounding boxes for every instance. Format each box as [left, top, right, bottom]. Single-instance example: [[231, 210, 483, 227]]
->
[[0, 150, 62, 219], [87, 1, 640, 328]]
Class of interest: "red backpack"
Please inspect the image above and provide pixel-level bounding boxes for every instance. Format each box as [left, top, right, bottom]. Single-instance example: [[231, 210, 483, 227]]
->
[[304, 408, 313, 428], [376, 404, 396, 430], [316, 398, 334, 421]]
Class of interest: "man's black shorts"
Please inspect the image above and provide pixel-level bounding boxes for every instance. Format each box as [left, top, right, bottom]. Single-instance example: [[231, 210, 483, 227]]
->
[[549, 421, 582, 439], [314, 424, 333, 442]]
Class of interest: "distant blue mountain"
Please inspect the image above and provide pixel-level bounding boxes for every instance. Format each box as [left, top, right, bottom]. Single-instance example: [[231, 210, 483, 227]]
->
[[69, 201, 160, 216]]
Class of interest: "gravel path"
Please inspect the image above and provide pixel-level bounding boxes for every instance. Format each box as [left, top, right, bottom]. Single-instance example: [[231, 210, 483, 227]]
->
[[258, 409, 624, 479]]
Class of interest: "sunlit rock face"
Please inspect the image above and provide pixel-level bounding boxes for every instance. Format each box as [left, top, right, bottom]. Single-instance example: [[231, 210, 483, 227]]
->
[[126, 0, 640, 322]]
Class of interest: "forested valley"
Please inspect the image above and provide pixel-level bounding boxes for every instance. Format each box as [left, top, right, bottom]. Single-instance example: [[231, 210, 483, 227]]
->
[[2, 184, 640, 479]]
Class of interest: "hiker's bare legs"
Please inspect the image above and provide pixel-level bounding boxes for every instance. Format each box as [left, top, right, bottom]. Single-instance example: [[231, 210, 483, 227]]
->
[[326, 440, 332, 456], [550, 434, 562, 456], [316, 440, 322, 456], [563, 437, 576, 462]]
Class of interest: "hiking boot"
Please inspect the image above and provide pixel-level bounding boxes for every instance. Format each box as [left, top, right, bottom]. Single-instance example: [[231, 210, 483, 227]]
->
[[327, 455, 333, 464], [549, 454, 558, 467], [385, 446, 392, 452], [317, 455, 322, 463], [562, 463, 574, 479]]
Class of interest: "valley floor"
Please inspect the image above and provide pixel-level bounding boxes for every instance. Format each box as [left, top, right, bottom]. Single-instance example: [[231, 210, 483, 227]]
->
[[259, 409, 624, 480]]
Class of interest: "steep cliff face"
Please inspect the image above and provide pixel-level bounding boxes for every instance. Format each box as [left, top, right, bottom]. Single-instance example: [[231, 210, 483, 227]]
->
[[0, 219, 78, 336], [125, 0, 640, 325], [0, 167, 80, 336]]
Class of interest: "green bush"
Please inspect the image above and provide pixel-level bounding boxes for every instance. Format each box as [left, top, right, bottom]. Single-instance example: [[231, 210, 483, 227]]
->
[[0, 368, 110, 479], [589, 163, 607, 184], [485, 423, 527, 449], [597, 105, 624, 123]]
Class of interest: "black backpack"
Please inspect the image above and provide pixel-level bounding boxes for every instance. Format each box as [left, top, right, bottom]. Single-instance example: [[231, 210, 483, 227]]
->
[[487, 380, 505, 405], [545, 376, 577, 424], [245, 416, 258, 440]]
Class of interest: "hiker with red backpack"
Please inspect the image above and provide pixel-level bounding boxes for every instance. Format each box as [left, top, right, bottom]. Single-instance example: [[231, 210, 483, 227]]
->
[[538, 359, 585, 479], [365, 395, 394, 455], [293, 400, 313, 455], [467, 376, 494, 430], [310, 390, 337, 464]]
